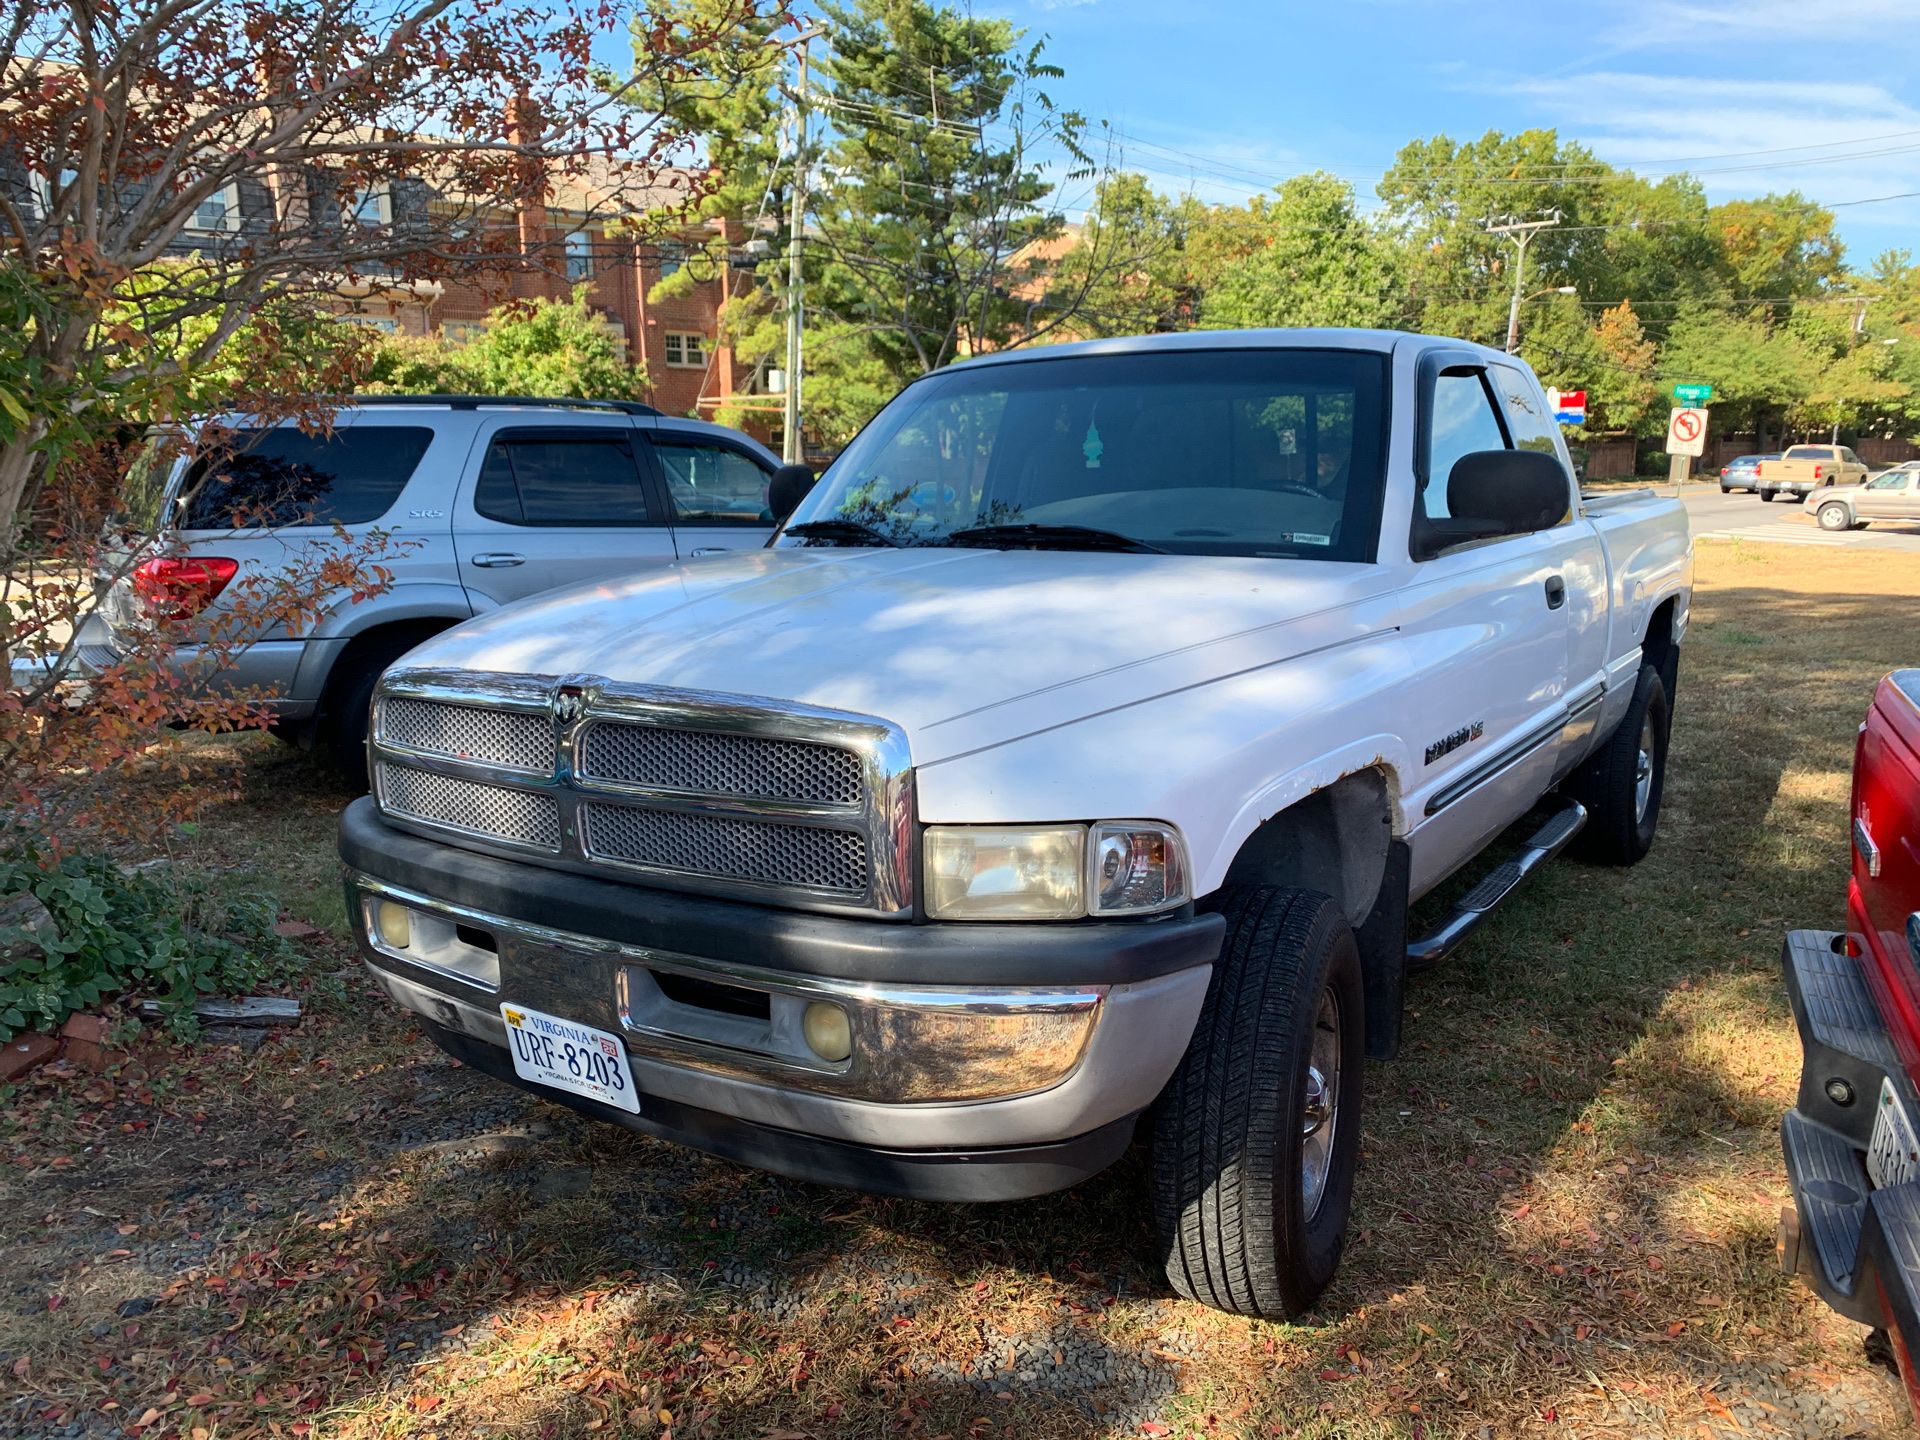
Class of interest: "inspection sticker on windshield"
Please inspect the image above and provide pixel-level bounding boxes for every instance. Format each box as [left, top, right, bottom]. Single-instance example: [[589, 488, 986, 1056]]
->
[[1285, 532, 1332, 546], [500, 1003, 640, 1114]]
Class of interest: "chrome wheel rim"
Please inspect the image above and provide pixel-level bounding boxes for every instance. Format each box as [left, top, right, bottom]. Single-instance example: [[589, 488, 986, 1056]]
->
[[1300, 986, 1341, 1222], [1633, 714, 1656, 824]]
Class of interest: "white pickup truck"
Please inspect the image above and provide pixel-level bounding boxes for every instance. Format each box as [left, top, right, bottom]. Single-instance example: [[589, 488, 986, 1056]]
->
[[340, 330, 1692, 1318]]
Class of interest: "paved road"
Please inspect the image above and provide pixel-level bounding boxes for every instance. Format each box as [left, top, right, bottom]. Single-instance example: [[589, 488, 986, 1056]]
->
[[1671, 484, 1920, 552]]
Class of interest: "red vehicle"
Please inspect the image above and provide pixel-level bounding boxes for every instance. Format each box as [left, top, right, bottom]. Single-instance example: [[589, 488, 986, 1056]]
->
[[1782, 669, 1920, 1411]]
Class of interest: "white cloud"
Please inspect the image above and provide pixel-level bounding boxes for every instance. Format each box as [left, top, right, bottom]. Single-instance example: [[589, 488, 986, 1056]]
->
[[1485, 70, 1920, 227], [1598, 0, 1918, 48]]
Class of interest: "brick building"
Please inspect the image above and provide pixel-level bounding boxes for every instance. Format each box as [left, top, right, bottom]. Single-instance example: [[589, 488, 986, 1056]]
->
[[323, 152, 762, 426]]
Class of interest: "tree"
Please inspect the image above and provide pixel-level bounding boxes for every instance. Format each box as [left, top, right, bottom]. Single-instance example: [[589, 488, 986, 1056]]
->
[[1589, 302, 1662, 437], [368, 289, 646, 399], [806, 0, 1091, 378], [1043, 172, 1195, 338], [1711, 194, 1846, 306], [1199, 173, 1401, 331], [2, 0, 752, 559], [2, 0, 762, 845]]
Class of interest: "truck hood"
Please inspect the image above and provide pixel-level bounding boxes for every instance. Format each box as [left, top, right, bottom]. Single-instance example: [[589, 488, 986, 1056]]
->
[[404, 547, 1391, 764]]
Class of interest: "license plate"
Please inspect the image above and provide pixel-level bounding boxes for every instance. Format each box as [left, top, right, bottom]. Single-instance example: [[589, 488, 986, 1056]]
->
[[499, 1003, 640, 1114], [1869, 1079, 1919, 1189]]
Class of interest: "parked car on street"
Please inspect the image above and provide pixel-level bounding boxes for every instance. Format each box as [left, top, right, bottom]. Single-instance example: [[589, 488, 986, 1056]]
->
[[1806, 467, 1920, 531], [339, 329, 1694, 1320], [1755, 444, 1870, 502], [1780, 669, 1920, 1420], [1719, 454, 1778, 494], [76, 396, 780, 773]]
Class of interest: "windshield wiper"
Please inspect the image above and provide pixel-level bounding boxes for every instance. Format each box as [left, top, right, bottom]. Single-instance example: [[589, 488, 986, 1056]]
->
[[780, 518, 903, 548], [943, 522, 1166, 554]]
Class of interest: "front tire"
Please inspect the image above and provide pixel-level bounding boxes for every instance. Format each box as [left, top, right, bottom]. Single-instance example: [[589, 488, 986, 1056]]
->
[[1152, 886, 1365, 1318], [1567, 661, 1670, 866], [1818, 502, 1851, 532]]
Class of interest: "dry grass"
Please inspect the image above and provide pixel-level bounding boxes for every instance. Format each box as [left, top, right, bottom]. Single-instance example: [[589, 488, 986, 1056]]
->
[[3, 539, 1918, 1439]]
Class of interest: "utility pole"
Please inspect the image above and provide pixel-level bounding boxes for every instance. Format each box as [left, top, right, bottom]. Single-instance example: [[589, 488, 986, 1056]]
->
[[1487, 212, 1561, 353], [777, 24, 826, 465]]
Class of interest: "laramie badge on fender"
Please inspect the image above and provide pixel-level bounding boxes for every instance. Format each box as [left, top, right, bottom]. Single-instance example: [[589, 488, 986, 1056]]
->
[[1425, 721, 1485, 765]]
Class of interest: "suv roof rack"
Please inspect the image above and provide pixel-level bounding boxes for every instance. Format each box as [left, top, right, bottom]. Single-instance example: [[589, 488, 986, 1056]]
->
[[337, 394, 662, 417]]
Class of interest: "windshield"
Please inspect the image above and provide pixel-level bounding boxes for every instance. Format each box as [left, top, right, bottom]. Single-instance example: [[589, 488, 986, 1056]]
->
[[778, 347, 1390, 561]]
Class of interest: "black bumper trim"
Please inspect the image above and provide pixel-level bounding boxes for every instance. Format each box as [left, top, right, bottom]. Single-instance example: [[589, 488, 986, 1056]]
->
[[420, 1018, 1136, 1201], [340, 796, 1224, 987]]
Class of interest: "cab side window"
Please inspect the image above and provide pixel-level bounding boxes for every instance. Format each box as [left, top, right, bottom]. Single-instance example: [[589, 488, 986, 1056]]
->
[[652, 439, 772, 525], [1420, 370, 1507, 522], [473, 432, 656, 526], [1489, 367, 1565, 461]]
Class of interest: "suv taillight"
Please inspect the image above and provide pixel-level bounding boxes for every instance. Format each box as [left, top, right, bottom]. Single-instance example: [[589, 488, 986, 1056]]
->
[[132, 556, 238, 618]]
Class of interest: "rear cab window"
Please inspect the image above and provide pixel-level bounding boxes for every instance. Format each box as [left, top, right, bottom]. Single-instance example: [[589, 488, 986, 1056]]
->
[[181, 425, 434, 530]]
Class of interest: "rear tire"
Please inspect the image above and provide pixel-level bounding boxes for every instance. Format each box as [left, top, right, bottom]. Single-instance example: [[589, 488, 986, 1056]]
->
[[1566, 661, 1670, 867], [315, 631, 439, 787], [1152, 886, 1365, 1318], [1758, 489, 1775, 502], [1818, 502, 1851, 532]]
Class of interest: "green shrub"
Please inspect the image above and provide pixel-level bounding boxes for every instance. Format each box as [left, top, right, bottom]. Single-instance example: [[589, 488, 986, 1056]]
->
[[0, 851, 298, 1042]]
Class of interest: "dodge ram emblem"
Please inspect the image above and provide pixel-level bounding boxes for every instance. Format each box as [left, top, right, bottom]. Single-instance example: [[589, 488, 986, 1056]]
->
[[1424, 721, 1485, 765]]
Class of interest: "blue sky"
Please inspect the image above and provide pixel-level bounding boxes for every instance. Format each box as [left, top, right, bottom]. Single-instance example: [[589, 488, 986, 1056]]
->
[[962, 0, 1920, 266]]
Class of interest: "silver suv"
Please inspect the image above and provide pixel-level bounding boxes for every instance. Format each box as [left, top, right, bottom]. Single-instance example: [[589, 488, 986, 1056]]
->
[[80, 396, 781, 774]]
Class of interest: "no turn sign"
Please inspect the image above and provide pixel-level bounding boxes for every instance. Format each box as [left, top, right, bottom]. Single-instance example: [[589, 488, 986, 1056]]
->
[[1666, 406, 1708, 457]]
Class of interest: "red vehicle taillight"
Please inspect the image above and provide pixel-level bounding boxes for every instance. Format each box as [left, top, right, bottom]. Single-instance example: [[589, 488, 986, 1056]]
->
[[1814, 465, 1824, 481], [132, 556, 238, 618]]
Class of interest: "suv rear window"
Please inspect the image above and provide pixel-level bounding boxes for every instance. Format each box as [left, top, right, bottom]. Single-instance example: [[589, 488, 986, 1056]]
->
[[181, 426, 433, 529]]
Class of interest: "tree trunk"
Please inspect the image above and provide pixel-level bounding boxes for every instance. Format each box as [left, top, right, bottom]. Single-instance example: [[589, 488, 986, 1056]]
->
[[0, 425, 50, 688]]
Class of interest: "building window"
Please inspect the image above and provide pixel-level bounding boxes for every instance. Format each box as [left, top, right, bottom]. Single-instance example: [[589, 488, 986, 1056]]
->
[[658, 244, 683, 279], [347, 182, 392, 228], [189, 182, 243, 233], [31, 169, 83, 221], [339, 313, 400, 333], [442, 321, 488, 344], [566, 231, 595, 283], [664, 332, 708, 369]]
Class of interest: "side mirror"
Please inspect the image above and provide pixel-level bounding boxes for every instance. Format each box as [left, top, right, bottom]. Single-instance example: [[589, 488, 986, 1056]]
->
[[768, 463, 816, 523], [1413, 449, 1570, 559]]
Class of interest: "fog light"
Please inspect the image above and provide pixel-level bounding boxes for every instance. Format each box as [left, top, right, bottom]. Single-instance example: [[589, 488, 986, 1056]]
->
[[375, 900, 412, 949], [802, 1001, 852, 1063], [1825, 1077, 1856, 1106]]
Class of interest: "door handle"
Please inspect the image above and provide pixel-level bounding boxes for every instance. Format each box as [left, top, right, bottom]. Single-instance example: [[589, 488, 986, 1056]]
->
[[1544, 575, 1567, 610], [689, 547, 731, 557], [469, 552, 526, 568]]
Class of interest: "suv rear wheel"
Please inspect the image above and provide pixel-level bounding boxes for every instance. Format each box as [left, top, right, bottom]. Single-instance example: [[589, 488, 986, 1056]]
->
[[315, 628, 443, 787], [1152, 886, 1364, 1318]]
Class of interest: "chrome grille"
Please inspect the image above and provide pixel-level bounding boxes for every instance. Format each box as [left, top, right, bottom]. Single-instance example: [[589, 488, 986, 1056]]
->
[[581, 802, 868, 895], [377, 762, 562, 851], [381, 697, 550, 773], [576, 721, 862, 804], [370, 669, 912, 915]]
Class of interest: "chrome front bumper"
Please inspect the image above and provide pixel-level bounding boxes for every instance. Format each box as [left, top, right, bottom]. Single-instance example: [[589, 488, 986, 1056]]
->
[[349, 871, 1213, 1155]]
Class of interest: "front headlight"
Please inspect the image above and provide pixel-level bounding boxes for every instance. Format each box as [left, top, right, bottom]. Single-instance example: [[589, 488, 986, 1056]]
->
[[923, 822, 1189, 920]]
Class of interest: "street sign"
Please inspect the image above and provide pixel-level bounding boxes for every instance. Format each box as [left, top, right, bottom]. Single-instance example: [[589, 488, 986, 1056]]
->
[[1673, 383, 1712, 404], [1666, 406, 1708, 457], [1546, 387, 1587, 425]]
